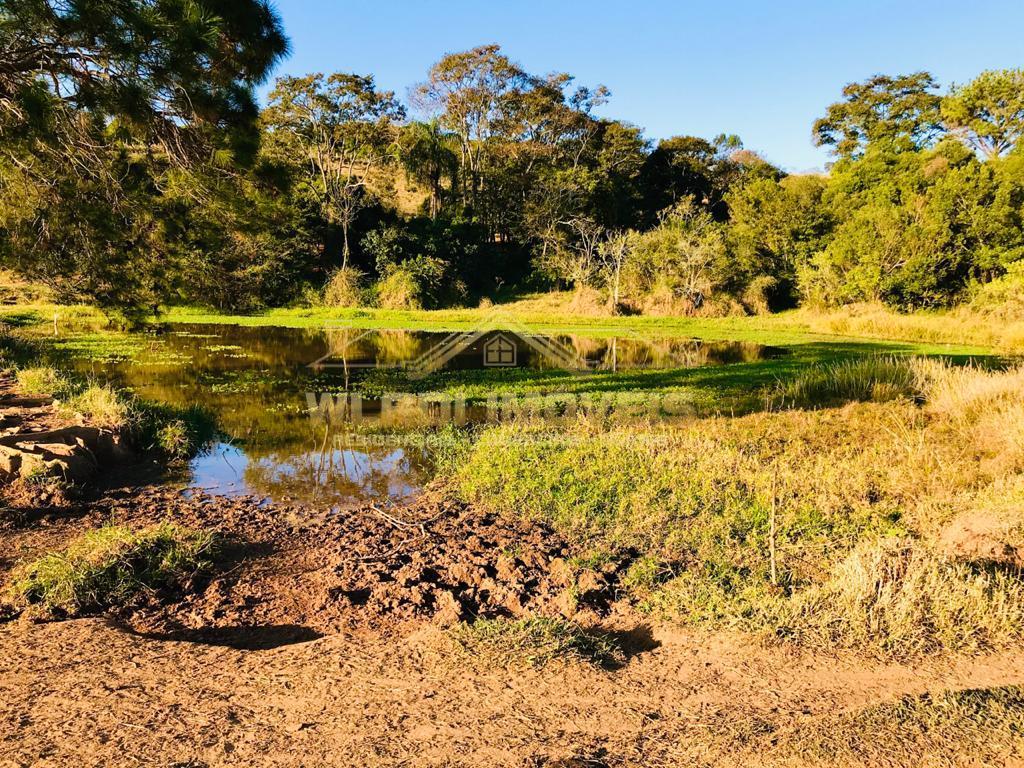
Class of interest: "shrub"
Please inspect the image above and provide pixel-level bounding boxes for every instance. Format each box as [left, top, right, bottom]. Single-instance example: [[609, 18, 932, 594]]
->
[[7, 523, 216, 615], [970, 261, 1024, 320], [376, 267, 421, 310], [322, 266, 365, 308]]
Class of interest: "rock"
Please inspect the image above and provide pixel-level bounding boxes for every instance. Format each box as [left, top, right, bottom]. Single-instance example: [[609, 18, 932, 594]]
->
[[17, 451, 45, 479], [0, 444, 22, 475]]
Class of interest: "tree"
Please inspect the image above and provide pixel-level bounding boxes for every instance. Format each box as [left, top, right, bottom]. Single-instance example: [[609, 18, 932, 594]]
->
[[598, 230, 633, 310], [412, 45, 530, 203], [399, 120, 458, 218], [813, 73, 942, 159], [0, 0, 289, 161], [627, 201, 729, 309], [536, 216, 604, 290], [942, 70, 1024, 160], [263, 73, 405, 268], [0, 0, 289, 312], [726, 174, 833, 299]]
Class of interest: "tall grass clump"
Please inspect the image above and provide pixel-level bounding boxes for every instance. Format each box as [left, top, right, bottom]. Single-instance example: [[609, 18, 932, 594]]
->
[[15, 366, 75, 398], [766, 539, 1024, 657], [57, 382, 137, 428], [7, 523, 216, 616], [773, 355, 919, 408], [136, 402, 218, 461], [322, 266, 365, 308]]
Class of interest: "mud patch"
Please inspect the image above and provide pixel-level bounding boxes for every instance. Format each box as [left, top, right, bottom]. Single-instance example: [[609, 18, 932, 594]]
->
[[2, 486, 624, 636]]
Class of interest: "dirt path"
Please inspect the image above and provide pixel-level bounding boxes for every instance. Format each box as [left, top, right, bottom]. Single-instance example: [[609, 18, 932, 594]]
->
[[2, 616, 1023, 767]]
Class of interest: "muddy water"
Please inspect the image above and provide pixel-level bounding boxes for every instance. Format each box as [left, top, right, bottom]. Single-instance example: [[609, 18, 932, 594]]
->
[[69, 324, 782, 507]]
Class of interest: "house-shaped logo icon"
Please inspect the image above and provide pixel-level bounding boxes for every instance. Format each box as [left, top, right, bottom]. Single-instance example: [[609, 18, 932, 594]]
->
[[483, 333, 517, 367]]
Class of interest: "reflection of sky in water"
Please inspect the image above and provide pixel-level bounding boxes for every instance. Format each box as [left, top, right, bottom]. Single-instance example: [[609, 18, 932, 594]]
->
[[188, 441, 424, 507]]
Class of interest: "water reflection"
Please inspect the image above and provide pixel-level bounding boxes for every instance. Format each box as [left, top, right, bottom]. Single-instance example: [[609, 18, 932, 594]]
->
[[66, 323, 783, 506]]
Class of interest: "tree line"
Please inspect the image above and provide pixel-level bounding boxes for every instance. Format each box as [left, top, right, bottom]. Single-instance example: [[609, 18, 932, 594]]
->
[[1, 5, 1022, 316]]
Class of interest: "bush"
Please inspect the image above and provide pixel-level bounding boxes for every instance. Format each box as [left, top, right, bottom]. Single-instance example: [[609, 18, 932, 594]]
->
[[7, 523, 216, 615], [969, 262, 1024, 320], [322, 266, 365, 308], [376, 267, 422, 310]]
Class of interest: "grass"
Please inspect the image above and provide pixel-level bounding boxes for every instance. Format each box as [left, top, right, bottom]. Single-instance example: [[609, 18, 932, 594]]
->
[[7, 523, 216, 616], [759, 685, 1024, 767], [771, 355, 920, 408], [1, 331, 217, 461], [454, 359, 1024, 658], [157, 300, 999, 354], [56, 382, 136, 427], [450, 616, 625, 668], [766, 538, 1024, 657], [15, 365, 75, 398]]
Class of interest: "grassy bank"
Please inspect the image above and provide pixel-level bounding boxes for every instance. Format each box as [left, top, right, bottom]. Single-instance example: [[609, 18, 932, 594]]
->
[[452, 358, 1024, 657], [0, 327, 216, 461], [156, 300, 1006, 354], [7, 523, 215, 616]]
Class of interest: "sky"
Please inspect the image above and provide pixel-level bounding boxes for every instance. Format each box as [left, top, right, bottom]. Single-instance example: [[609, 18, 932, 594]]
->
[[260, 0, 1024, 173]]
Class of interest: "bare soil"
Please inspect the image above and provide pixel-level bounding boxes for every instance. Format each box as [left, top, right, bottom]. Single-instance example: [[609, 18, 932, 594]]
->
[[2, 387, 1024, 766]]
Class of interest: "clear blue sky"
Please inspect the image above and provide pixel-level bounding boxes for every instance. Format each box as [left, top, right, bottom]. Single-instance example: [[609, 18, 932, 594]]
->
[[261, 0, 1024, 172]]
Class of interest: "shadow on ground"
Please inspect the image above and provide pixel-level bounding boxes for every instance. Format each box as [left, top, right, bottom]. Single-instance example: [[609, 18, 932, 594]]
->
[[112, 621, 324, 650]]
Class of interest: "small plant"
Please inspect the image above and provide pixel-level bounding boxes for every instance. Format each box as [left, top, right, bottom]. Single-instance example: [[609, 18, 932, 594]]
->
[[138, 404, 216, 460], [451, 616, 625, 668], [7, 522, 216, 616]]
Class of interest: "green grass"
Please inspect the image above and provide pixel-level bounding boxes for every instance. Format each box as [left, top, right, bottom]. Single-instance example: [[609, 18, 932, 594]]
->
[[454, 360, 1024, 657], [450, 616, 625, 667], [16, 365, 75, 398], [771, 355, 921, 409], [158, 303, 993, 355], [7, 523, 216, 616]]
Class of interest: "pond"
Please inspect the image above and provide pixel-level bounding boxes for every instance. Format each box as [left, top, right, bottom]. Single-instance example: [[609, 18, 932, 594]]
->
[[68, 323, 785, 507]]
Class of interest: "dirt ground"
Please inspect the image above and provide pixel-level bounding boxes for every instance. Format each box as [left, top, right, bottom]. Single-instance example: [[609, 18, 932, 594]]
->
[[2, 389, 1024, 767]]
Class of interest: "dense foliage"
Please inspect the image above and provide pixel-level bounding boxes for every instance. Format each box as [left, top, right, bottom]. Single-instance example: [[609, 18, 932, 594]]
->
[[0, 16, 1021, 314]]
